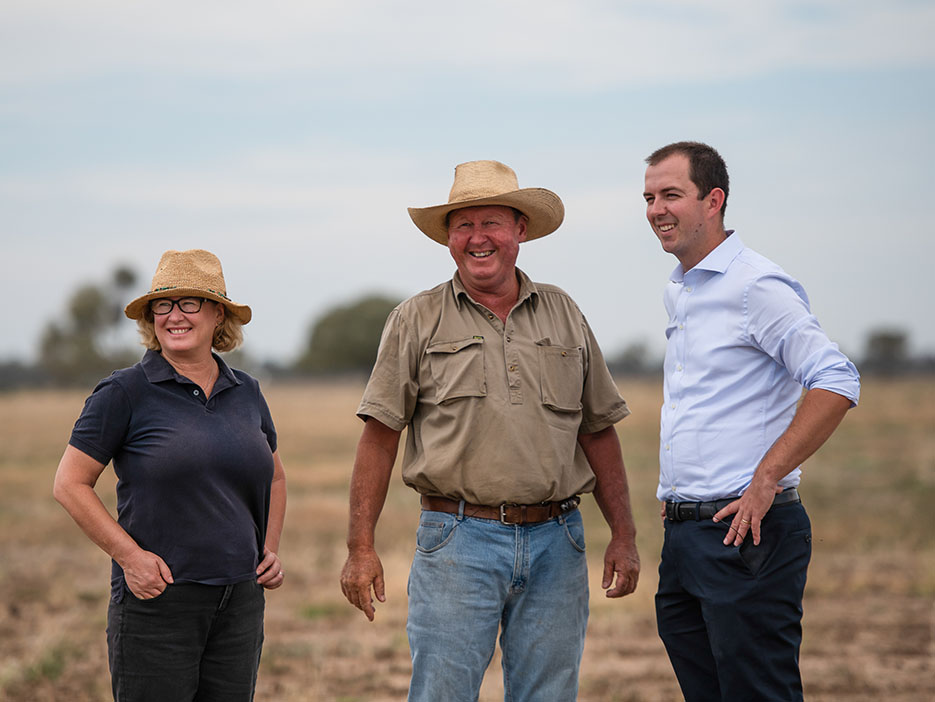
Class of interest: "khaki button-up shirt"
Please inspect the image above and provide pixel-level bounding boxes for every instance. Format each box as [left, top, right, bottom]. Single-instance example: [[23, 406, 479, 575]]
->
[[357, 269, 630, 505]]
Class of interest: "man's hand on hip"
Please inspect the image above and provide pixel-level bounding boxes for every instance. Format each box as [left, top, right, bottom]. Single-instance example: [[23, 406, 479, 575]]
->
[[713, 483, 783, 547]]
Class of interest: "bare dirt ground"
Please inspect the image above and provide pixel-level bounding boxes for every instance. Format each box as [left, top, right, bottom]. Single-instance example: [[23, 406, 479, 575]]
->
[[0, 377, 932, 701]]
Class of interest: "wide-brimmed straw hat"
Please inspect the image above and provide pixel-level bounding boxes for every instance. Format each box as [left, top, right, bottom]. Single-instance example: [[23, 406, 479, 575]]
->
[[124, 249, 252, 323], [408, 160, 565, 245]]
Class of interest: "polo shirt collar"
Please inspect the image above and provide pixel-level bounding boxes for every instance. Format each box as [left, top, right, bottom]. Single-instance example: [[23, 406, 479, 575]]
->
[[140, 348, 241, 389], [668, 230, 743, 283], [452, 268, 540, 310]]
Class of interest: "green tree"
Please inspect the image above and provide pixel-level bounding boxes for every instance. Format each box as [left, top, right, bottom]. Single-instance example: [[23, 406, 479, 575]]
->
[[296, 294, 401, 374], [862, 328, 909, 376], [39, 266, 139, 385]]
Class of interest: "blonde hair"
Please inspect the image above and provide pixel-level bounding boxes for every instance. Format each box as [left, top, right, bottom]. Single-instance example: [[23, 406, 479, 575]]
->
[[136, 303, 244, 353]]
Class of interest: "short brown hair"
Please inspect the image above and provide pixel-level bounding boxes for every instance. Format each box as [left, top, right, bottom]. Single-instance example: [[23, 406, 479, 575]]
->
[[135, 303, 244, 353], [646, 141, 730, 219]]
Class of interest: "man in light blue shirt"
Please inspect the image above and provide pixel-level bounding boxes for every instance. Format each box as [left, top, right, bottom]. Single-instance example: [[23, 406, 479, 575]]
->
[[643, 141, 859, 701]]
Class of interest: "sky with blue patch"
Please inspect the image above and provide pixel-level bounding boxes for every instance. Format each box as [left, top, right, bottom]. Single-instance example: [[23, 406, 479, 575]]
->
[[3, 0, 933, 365]]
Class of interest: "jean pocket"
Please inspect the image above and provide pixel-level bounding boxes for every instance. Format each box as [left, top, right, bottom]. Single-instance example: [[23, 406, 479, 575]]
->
[[126, 583, 171, 603], [415, 512, 460, 553], [561, 512, 587, 553]]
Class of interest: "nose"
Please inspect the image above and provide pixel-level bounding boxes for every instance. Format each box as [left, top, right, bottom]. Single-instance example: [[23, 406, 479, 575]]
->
[[166, 304, 186, 322], [647, 198, 666, 219]]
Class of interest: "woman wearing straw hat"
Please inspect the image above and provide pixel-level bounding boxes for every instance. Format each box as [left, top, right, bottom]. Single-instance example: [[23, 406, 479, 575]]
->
[[53, 249, 286, 701]]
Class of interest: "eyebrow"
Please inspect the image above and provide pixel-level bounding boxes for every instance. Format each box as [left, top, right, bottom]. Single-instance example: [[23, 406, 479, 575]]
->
[[644, 186, 684, 197]]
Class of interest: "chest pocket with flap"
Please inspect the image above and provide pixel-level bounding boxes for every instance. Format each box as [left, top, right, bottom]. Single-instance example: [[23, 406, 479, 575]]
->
[[426, 337, 487, 404]]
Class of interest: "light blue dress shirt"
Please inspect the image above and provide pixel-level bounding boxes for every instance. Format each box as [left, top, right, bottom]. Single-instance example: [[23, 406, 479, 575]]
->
[[658, 232, 860, 502]]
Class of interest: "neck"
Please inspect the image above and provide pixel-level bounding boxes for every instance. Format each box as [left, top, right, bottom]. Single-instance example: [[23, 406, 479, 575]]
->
[[461, 272, 521, 322], [161, 349, 219, 394], [679, 228, 728, 272]]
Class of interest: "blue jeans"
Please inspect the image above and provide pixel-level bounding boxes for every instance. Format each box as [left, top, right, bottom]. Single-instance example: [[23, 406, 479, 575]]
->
[[407, 507, 589, 702], [106, 580, 265, 702], [655, 501, 812, 701]]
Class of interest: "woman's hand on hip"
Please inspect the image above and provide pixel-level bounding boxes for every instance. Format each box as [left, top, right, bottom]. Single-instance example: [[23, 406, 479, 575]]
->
[[122, 548, 174, 599]]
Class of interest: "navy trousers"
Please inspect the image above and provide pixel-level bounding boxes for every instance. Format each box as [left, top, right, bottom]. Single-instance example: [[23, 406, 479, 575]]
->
[[655, 501, 812, 701], [106, 579, 265, 702]]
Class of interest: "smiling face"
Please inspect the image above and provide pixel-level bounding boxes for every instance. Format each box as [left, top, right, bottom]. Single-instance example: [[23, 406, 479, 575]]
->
[[643, 153, 726, 271], [447, 205, 527, 299], [152, 296, 224, 361]]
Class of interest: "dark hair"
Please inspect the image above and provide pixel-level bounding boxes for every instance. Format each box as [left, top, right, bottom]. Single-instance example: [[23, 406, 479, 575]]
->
[[646, 141, 729, 219]]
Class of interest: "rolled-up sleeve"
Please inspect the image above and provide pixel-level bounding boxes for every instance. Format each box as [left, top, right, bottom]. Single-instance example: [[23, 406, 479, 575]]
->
[[746, 274, 860, 406]]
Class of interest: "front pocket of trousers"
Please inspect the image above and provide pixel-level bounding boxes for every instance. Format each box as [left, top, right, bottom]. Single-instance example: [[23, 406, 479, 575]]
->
[[415, 514, 460, 553], [738, 525, 812, 577], [562, 513, 587, 553]]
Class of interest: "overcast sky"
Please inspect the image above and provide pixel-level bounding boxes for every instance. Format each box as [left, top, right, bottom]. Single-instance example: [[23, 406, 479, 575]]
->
[[3, 0, 933, 366]]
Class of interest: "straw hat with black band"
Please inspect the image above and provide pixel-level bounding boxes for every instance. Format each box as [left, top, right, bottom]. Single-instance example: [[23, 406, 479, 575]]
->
[[408, 160, 565, 245], [124, 249, 252, 324]]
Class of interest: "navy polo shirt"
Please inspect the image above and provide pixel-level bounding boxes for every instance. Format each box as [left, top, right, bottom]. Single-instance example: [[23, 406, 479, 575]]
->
[[69, 349, 277, 601]]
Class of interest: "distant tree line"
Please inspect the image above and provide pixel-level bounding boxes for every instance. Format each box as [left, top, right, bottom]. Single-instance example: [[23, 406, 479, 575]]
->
[[1, 274, 932, 391]]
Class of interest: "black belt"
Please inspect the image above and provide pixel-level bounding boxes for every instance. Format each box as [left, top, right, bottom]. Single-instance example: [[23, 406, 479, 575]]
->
[[665, 488, 800, 522]]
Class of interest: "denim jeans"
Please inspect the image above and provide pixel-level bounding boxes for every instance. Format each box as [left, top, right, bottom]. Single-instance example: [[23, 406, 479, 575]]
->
[[106, 579, 265, 702], [656, 501, 812, 701], [407, 507, 589, 702]]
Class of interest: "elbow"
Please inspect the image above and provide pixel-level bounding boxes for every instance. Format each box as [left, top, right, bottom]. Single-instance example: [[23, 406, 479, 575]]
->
[[52, 475, 69, 507]]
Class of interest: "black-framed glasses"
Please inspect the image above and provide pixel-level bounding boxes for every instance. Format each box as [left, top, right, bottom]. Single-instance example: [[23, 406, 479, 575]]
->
[[150, 297, 206, 315]]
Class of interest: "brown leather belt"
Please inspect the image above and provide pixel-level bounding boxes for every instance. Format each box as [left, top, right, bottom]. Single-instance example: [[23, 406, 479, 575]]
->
[[421, 495, 580, 525]]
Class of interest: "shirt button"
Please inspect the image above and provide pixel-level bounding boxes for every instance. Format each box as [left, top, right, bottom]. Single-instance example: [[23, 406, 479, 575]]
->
[[685, 286, 693, 292], [506, 337, 511, 343], [678, 324, 684, 330], [488, 314, 494, 319], [509, 365, 516, 372], [670, 403, 676, 409], [676, 364, 683, 372], [193, 389, 200, 396], [665, 444, 670, 451]]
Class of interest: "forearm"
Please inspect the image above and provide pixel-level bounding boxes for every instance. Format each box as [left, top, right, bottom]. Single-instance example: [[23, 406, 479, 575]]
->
[[346, 420, 400, 552], [54, 476, 140, 567], [264, 451, 287, 553], [578, 426, 637, 539], [751, 388, 852, 487]]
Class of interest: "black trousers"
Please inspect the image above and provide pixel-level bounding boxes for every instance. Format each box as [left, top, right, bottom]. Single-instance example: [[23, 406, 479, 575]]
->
[[106, 579, 265, 702], [655, 501, 812, 701]]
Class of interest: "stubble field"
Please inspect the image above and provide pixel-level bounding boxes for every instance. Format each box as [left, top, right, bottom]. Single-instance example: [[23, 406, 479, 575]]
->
[[0, 377, 932, 701]]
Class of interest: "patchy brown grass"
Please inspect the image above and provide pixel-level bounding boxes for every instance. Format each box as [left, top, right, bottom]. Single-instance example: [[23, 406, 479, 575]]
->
[[0, 377, 932, 700]]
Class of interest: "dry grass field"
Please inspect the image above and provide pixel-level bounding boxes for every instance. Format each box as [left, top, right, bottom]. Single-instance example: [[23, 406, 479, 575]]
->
[[0, 377, 932, 701]]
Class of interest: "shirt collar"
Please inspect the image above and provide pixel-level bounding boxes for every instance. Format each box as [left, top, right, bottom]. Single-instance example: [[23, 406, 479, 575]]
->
[[452, 267, 540, 310], [669, 230, 743, 283], [140, 348, 241, 388]]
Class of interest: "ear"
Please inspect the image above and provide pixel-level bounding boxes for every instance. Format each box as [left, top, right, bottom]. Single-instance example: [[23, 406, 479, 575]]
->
[[516, 214, 529, 243], [215, 303, 226, 325], [706, 188, 726, 220]]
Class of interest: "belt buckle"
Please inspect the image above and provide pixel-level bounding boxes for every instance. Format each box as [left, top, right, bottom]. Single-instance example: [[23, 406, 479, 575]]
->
[[500, 503, 520, 525]]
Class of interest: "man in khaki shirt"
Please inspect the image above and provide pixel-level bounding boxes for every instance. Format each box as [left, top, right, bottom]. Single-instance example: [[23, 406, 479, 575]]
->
[[340, 160, 640, 702]]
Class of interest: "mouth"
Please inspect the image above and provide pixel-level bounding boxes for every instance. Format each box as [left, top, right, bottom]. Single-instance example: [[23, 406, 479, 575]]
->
[[168, 328, 191, 335], [468, 250, 494, 258], [658, 223, 675, 233]]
